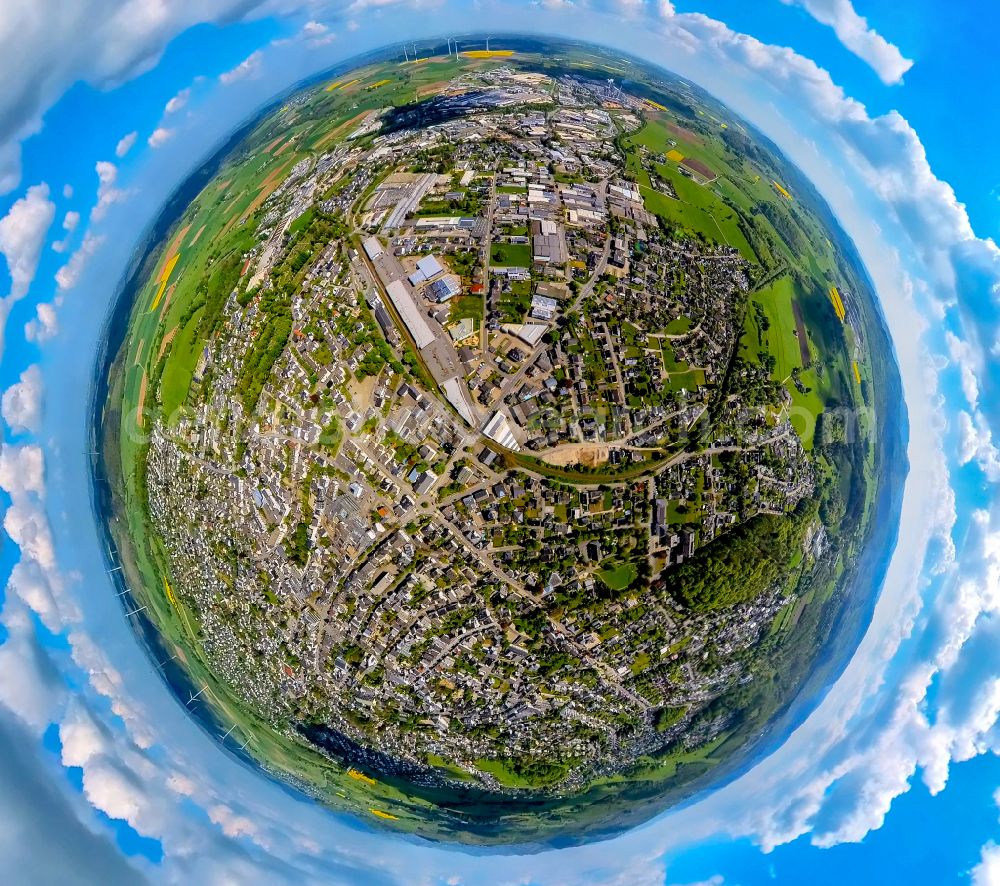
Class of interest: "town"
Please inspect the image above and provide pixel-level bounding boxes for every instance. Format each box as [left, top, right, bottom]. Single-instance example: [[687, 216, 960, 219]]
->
[[143, 64, 819, 789]]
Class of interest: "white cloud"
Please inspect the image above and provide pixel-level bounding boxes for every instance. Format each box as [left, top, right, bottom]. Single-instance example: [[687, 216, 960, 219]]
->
[[220, 50, 263, 85], [946, 329, 980, 407], [114, 131, 137, 158], [0, 440, 79, 632], [164, 86, 191, 114], [613, 0, 647, 16], [62, 183, 73, 199], [0, 0, 337, 194], [92, 160, 125, 220], [51, 209, 80, 253], [300, 20, 336, 47], [0, 598, 64, 733], [956, 410, 1000, 480], [0, 440, 45, 499], [147, 126, 174, 149], [973, 843, 1000, 886], [55, 230, 104, 290], [7, 559, 64, 633], [779, 0, 913, 85], [24, 300, 58, 343], [1, 363, 43, 434], [0, 182, 55, 302]]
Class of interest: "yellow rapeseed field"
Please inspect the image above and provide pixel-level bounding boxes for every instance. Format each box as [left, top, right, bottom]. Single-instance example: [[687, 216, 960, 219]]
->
[[348, 768, 376, 786], [828, 285, 846, 323], [151, 253, 180, 311]]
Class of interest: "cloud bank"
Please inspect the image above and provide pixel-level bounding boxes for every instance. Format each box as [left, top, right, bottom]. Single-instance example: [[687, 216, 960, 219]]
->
[[781, 0, 914, 84], [0, 1, 996, 883]]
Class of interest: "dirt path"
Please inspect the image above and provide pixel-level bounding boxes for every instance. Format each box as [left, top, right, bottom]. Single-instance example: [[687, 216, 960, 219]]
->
[[155, 224, 191, 281], [157, 326, 178, 361], [136, 370, 148, 429], [534, 442, 610, 467], [158, 282, 177, 320]]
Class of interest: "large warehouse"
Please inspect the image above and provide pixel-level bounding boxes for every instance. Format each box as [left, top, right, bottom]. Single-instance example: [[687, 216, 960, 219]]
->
[[385, 280, 436, 349]]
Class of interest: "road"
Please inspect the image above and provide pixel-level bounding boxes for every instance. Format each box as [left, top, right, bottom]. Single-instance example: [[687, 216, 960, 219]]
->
[[569, 181, 612, 314]]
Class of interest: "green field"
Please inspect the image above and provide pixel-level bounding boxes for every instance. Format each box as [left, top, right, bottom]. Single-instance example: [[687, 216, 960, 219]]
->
[[751, 276, 803, 380], [742, 275, 829, 441], [448, 294, 484, 328], [491, 242, 532, 267], [625, 121, 757, 262], [598, 561, 639, 590]]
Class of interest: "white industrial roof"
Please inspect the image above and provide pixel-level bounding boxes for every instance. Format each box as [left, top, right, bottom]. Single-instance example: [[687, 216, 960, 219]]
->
[[416, 254, 444, 280], [385, 280, 435, 350], [442, 377, 475, 426], [482, 411, 520, 451], [502, 323, 548, 347]]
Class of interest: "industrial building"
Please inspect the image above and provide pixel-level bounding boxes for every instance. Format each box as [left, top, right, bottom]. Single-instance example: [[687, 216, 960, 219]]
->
[[429, 274, 462, 302], [385, 280, 436, 349], [408, 254, 445, 285]]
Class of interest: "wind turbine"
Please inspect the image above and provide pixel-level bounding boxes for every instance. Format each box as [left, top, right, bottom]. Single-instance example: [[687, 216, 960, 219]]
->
[[107, 565, 123, 574], [186, 685, 208, 706], [486, 36, 491, 51], [403, 44, 409, 63], [127, 604, 149, 616], [115, 586, 132, 598], [221, 724, 237, 740]]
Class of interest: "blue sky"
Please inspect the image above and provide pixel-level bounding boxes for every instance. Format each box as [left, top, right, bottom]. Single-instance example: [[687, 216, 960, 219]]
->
[[1, 1, 999, 884]]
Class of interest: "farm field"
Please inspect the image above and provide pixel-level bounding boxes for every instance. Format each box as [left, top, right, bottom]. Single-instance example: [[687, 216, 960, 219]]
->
[[624, 124, 757, 262]]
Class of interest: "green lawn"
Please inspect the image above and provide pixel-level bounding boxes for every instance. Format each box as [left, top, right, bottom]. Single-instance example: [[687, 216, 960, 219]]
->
[[752, 276, 803, 380], [491, 242, 532, 267], [598, 561, 638, 591], [448, 295, 484, 327], [159, 308, 204, 418], [666, 368, 705, 392], [474, 757, 567, 788], [744, 275, 827, 446]]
